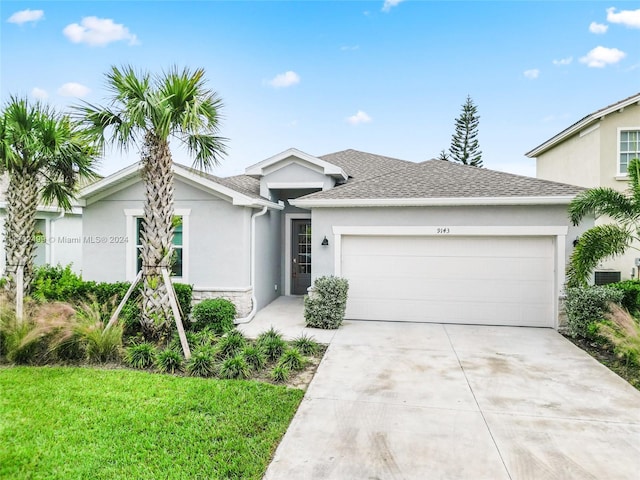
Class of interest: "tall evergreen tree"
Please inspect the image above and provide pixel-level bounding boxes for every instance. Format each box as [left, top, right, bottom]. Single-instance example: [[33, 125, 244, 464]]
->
[[449, 95, 482, 167]]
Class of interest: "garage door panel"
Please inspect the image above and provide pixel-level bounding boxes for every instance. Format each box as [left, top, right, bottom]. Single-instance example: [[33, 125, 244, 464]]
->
[[347, 277, 553, 304], [345, 297, 551, 327], [341, 235, 555, 327], [342, 255, 550, 281]]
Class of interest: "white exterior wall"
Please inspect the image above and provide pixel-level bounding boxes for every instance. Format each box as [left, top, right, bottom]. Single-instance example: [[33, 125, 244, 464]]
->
[[82, 178, 252, 289], [254, 208, 282, 309]]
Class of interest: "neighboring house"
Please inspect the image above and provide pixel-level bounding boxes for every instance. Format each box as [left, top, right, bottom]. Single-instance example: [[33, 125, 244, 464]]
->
[[73, 148, 587, 329], [0, 173, 84, 273], [526, 92, 640, 283]]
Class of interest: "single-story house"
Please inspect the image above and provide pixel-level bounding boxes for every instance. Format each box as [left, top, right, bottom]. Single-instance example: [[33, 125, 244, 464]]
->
[[71, 148, 588, 329]]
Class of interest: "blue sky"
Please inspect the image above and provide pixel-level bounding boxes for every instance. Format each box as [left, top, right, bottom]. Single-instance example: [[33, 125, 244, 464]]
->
[[1, 1, 639, 177]]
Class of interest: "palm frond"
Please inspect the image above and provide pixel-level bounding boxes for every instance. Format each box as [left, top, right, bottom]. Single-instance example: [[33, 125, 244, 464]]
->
[[567, 224, 634, 287], [628, 158, 640, 205], [568, 188, 637, 225]]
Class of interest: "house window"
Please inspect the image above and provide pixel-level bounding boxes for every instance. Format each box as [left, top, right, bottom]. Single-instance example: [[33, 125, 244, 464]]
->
[[135, 216, 184, 277], [619, 130, 640, 174]]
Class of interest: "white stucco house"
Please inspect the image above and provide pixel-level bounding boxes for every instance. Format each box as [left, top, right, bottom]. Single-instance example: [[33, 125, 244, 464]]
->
[[526, 92, 640, 284], [2, 148, 589, 329]]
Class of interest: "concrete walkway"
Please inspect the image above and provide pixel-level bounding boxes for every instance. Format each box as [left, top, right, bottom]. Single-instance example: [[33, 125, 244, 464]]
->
[[254, 298, 640, 480]]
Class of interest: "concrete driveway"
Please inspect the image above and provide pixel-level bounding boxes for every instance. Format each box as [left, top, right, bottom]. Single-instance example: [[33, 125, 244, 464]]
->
[[264, 320, 640, 480]]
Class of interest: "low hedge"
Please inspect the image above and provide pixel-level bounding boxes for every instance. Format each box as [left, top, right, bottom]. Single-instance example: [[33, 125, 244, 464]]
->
[[31, 265, 192, 335], [565, 285, 624, 339], [607, 280, 640, 314]]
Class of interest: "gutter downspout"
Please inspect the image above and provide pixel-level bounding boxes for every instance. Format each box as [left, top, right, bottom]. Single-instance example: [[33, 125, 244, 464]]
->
[[235, 205, 269, 324]]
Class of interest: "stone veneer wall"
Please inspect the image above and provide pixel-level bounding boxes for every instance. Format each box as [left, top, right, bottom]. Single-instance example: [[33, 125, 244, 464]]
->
[[192, 287, 253, 319]]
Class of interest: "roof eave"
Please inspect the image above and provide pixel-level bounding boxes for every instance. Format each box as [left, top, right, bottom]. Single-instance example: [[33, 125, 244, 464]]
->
[[291, 196, 578, 208], [526, 95, 640, 158]]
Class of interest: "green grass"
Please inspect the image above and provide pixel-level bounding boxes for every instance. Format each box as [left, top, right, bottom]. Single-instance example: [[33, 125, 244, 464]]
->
[[0, 366, 304, 479]]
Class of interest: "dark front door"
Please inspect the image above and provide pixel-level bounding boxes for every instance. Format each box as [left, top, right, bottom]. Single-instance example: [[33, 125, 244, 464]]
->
[[291, 219, 312, 295]]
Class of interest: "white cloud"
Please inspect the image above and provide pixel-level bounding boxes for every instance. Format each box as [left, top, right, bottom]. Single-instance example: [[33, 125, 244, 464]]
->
[[63, 16, 139, 46], [268, 71, 300, 88], [346, 110, 372, 125], [606, 7, 640, 29], [523, 69, 540, 79], [382, 0, 405, 13], [57, 82, 91, 98], [589, 22, 608, 34], [580, 46, 626, 68], [552, 57, 573, 66], [31, 87, 48, 100], [7, 9, 44, 25]]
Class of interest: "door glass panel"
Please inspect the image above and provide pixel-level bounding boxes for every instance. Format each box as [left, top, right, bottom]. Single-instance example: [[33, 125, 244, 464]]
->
[[296, 223, 311, 274]]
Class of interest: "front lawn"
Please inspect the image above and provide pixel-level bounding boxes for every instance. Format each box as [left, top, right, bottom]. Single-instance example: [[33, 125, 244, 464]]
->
[[0, 367, 303, 479]]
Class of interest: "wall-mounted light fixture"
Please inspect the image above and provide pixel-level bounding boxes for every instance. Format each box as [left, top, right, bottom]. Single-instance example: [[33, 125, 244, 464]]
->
[[572, 236, 580, 247], [321, 236, 329, 246]]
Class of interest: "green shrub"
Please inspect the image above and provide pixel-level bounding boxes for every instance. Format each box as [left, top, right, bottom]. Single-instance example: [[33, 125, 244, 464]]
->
[[277, 348, 306, 371], [186, 346, 216, 377], [191, 298, 236, 333], [155, 349, 184, 373], [125, 342, 157, 369], [219, 354, 250, 379], [291, 334, 320, 355], [32, 265, 91, 302], [258, 335, 287, 362], [216, 330, 247, 358], [565, 286, 624, 339], [271, 365, 291, 383], [304, 276, 349, 329], [608, 280, 640, 314], [241, 345, 266, 370], [31, 265, 193, 339]]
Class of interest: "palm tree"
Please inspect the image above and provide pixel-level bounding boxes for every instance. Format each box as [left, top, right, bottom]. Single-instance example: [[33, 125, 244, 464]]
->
[[77, 66, 226, 339], [567, 157, 640, 287], [0, 97, 98, 297]]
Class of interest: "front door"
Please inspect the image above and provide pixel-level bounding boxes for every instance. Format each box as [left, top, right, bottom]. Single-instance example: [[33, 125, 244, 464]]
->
[[291, 219, 312, 295]]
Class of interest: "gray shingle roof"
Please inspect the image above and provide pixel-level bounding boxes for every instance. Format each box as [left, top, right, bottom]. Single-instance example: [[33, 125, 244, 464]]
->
[[319, 149, 412, 180], [300, 159, 585, 200]]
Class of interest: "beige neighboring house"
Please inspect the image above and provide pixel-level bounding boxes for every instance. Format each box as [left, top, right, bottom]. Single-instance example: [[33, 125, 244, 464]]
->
[[526, 92, 640, 284]]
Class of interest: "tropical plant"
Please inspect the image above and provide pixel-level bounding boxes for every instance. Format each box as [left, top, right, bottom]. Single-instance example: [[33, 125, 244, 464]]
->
[[597, 303, 640, 367], [567, 157, 640, 287], [241, 345, 266, 370], [291, 334, 320, 355], [219, 354, 250, 379], [155, 348, 183, 373], [304, 276, 349, 329], [449, 95, 482, 167], [77, 65, 226, 339], [0, 97, 98, 297], [216, 329, 247, 358], [186, 346, 216, 377], [270, 365, 291, 383], [256, 328, 287, 361], [564, 286, 623, 339], [277, 348, 306, 371], [125, 341, 157, 369]]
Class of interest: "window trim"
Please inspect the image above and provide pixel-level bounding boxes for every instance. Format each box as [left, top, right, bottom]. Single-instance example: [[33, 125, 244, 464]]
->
[[617, 127, 640, 176], [124, 208, 190, 282]]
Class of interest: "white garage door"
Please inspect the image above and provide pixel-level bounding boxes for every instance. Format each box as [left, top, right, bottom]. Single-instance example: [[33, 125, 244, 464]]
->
[[341, 235, 555, 327]]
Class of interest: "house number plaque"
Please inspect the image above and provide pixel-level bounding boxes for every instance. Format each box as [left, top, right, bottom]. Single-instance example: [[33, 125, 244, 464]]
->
[[436, 227, 450, 234]]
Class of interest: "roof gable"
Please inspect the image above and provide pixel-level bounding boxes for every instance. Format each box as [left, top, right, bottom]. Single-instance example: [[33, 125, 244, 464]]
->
[[526, 92, 640, 158], [78, 162, 280, 209], [244, 148, 348, 181]]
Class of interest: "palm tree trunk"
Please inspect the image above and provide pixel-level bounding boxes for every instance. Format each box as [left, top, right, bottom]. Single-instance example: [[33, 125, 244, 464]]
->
[[140, 132, 175, 339], [4, 168, 38, 298]]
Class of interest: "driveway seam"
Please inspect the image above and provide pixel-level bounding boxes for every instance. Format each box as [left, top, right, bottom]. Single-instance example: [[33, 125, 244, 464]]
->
[[444, 325, 514, 480]]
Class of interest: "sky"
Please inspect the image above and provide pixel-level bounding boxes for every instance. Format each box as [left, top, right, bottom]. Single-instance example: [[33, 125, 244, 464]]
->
[[1, 0, 639, 178]]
